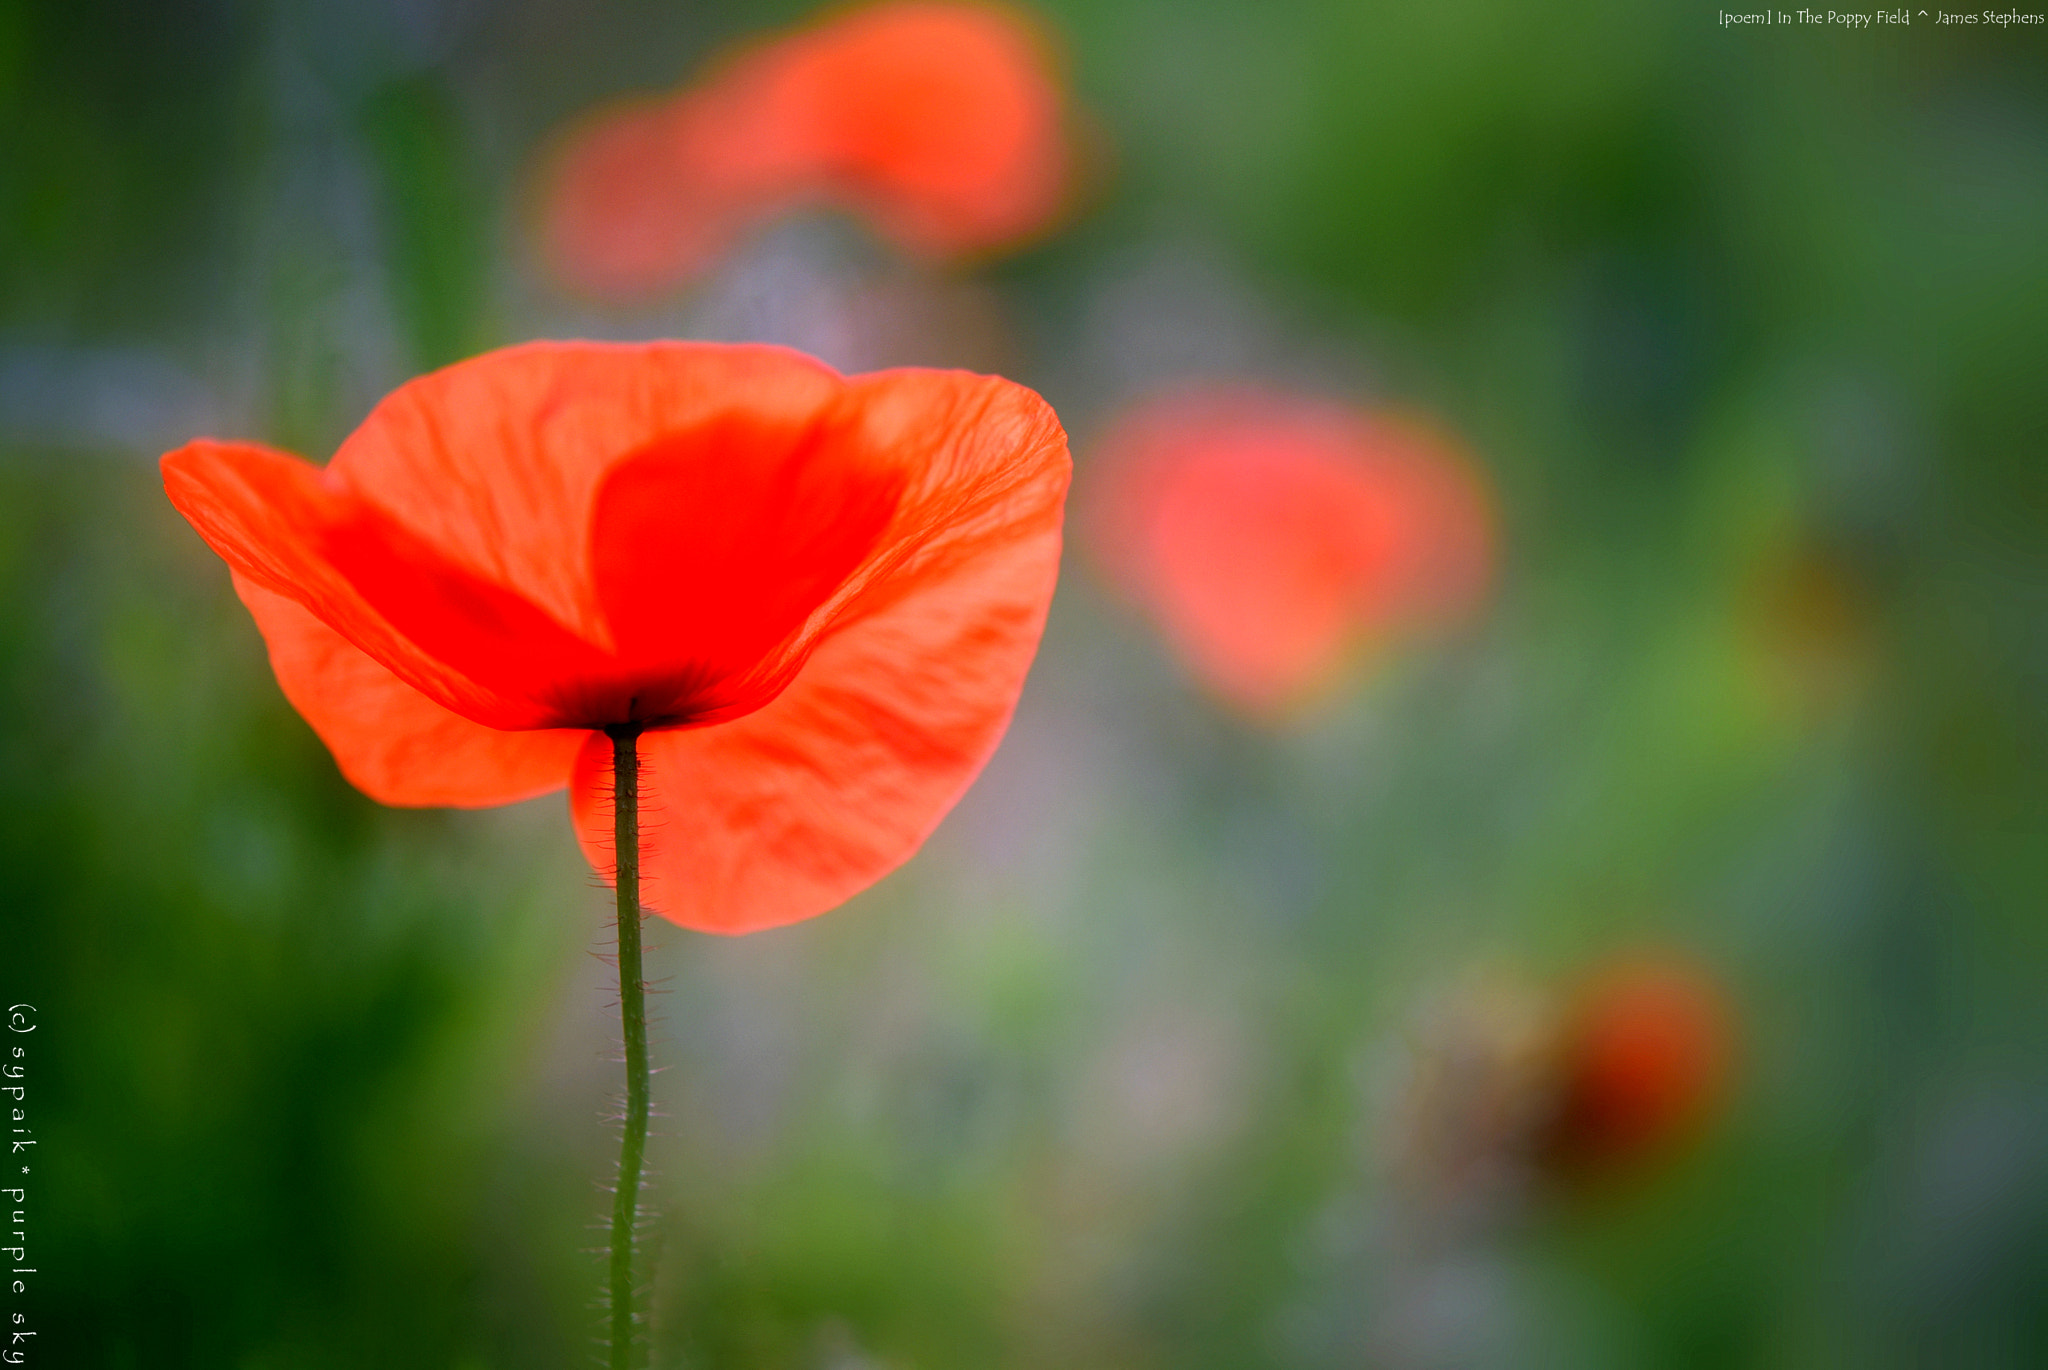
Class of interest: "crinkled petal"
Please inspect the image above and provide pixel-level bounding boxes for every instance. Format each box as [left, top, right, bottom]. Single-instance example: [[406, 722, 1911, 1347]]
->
[[571, 522, 1060, 933], [820, 367, 1070, 630], [585, 406, 905, 723], [571, 369, 1069, 932], [162, 439, 571, 729], [327, 341, 847, 644], [587, 363, 1067, 727], [234, 575, 586, 807]]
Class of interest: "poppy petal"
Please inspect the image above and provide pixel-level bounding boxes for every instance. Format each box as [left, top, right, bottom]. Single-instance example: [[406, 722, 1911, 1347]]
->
[[705, 366, 1070, 717], [570, 369, 1069, 933], [584, 407, 905, 724], [823, 367, 1070, 627], [327, 341, 847, 647], [233, 575, 587, 807], [163, 439, 566, 729], [570, 523, 1059, 933]]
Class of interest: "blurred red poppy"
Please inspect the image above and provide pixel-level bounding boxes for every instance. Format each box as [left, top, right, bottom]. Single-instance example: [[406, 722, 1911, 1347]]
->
[[1541, 955, 1735, 1176], [539, 1, 1073, 300], [534, 95, 766, 304], [162, 341, 1070, 934], [1087, 387, 1494, 715]]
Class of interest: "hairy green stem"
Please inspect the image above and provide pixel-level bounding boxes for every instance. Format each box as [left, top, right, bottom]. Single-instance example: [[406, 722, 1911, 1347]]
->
[[607, 723, 649, 1370]]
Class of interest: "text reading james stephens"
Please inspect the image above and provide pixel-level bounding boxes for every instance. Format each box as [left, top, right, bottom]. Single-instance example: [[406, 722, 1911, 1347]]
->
[[1721, 8, 2044, 23]]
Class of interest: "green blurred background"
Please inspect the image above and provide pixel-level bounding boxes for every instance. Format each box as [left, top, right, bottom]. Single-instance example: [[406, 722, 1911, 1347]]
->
[[4, 0, 2046, 1365]]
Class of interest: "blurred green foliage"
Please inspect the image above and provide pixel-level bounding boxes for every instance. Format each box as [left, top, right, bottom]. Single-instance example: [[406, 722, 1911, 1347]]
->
[[2, 0, 2044, 1367]]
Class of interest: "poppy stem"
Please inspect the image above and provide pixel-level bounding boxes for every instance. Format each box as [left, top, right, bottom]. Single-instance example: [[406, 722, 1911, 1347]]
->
[[607, 722, 649, 1370]]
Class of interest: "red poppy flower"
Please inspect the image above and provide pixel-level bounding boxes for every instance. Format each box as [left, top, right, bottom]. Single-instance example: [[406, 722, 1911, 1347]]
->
[[535, 94, 765, 304], [1087, 387, 1494, 716], [755, 0, 1071, 256], [161, 341, 1070, 934], [539, 1, 1072, 300], [1541, 955, 1735, 1176]]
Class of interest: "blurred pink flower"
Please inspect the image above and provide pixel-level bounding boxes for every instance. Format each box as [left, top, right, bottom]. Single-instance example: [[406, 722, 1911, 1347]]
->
[[1087, 387, 1495, 716], [539, 1, 1074, 301]]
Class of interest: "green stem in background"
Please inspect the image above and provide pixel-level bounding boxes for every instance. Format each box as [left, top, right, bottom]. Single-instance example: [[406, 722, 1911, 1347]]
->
[[606, 723, 650, 1370]]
